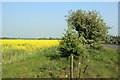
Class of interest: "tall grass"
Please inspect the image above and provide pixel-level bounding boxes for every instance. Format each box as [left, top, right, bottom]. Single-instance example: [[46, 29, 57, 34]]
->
[[2, 46, 118, 78], [1, 40, 118, 78]]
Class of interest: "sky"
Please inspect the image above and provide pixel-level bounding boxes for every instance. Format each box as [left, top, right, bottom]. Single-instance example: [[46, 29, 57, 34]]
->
[[0, 2, 2, 37], [1, 2, 118, 38]]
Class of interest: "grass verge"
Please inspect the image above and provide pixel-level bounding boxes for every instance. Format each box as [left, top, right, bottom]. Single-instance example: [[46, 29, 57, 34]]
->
[[2, 46, 119, 78]]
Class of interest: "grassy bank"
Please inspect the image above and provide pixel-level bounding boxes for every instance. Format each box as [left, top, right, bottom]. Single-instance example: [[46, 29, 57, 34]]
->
[[2, 46, 118, 78]]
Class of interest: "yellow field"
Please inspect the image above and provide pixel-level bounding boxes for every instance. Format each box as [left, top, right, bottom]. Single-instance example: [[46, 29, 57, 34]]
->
[[1, 40, 60, 64], [1, 40, 60, 53]]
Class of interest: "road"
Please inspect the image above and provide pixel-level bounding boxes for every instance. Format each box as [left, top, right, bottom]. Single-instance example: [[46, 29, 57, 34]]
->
[[101, 44, 120, 50]]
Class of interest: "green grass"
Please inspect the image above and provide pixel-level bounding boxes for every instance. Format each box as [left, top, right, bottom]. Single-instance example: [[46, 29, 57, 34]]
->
[[2, 46, 119, 78], [2, 47, 70, 78]]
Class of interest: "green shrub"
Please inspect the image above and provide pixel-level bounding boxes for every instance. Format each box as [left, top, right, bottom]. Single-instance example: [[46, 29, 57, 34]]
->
[[90, 43, 103, 50], [58, 27, 88, 59]]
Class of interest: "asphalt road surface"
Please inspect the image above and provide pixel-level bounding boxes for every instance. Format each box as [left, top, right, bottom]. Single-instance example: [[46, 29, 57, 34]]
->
[[101, 44, 120, 50]]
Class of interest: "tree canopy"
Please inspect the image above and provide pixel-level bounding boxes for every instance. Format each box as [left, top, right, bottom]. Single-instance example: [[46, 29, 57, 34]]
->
[[59, 9, 111, 58], [65, 9, 111, 42]]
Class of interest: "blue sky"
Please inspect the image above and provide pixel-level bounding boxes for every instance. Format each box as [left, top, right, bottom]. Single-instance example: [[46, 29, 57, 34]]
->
[[2, 2, 118, 38]]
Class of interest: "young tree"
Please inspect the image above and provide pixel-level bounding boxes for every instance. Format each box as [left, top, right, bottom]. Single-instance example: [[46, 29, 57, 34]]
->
[[59, 9, 111, 58], [59, 26, 88, 59]]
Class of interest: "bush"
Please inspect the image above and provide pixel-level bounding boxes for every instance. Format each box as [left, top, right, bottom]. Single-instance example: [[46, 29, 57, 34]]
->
[[58, 27, 88, 59], [90, 43, 103, 50]]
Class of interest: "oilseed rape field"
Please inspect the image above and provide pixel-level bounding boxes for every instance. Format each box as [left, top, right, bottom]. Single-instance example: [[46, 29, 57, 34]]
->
[[1, 40, 59, 64], [2, 40, 59, 51]]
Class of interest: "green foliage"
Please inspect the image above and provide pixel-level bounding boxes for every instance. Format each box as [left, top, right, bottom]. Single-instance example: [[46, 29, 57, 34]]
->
[[109, 36, 120, 44], [65, 9, 111, 42], [59, 9, 111, 58], [90, 43, 103, 50], [58, 27, 88, 59], [106, 36, 118, 44]]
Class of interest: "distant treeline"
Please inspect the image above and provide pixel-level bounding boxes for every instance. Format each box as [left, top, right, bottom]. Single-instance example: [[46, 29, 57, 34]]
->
[[0, 37, 62, 40], [111, 36, 120, 39], [109, 35, 120, 44]]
